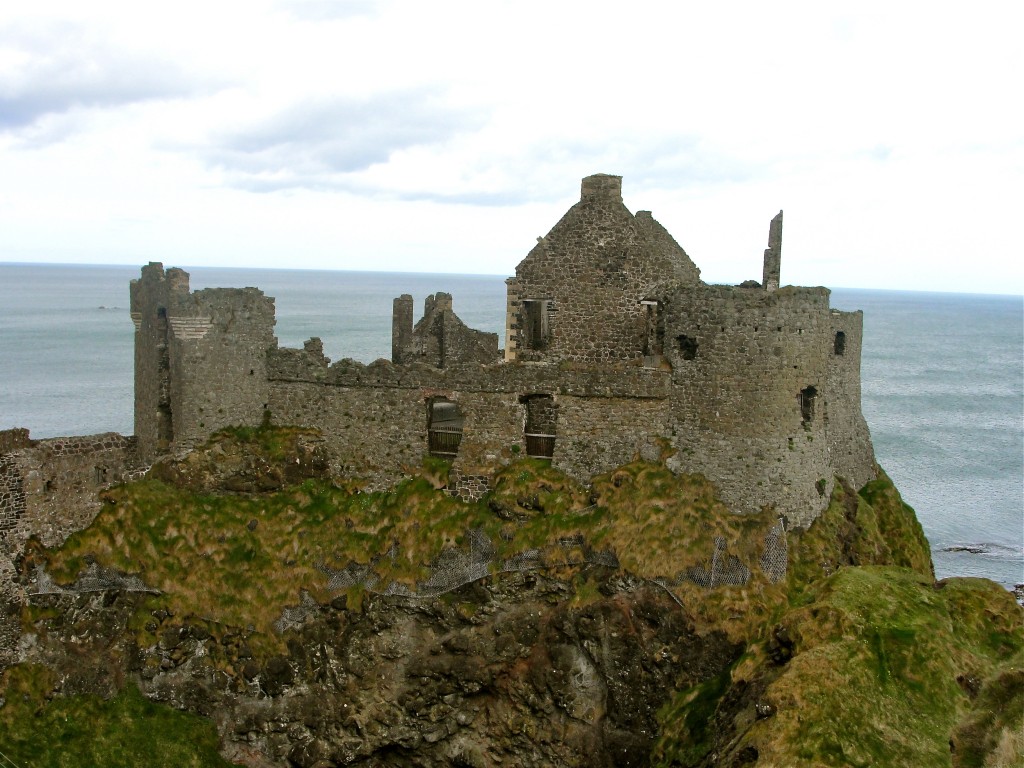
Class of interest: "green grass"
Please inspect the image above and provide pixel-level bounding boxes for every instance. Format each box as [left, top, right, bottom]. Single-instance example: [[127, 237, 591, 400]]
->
[[37, 431, 930, 659], [0, 665, 232, 767], [654, 665, 734, 765]]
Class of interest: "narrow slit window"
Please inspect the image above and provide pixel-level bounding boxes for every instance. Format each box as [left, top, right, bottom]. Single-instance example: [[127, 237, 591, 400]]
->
[[800, 386, 818, 424], [834, 331, 846, 356], [641, 300, 664, 356]]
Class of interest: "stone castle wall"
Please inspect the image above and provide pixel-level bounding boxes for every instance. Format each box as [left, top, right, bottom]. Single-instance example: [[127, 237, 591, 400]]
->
[[121, 173, 875, 530], [267, 345, 673, 490], [1, 432, 143, 551], [2, 174, 879, 668]]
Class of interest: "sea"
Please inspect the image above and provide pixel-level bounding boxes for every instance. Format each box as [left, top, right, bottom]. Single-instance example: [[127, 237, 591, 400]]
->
[[1, 263, 1021, 590]]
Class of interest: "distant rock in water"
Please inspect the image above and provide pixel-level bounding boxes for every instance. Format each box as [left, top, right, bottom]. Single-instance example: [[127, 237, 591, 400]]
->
[[943, 544, 992, 554], [942, 542, 1019, 556]]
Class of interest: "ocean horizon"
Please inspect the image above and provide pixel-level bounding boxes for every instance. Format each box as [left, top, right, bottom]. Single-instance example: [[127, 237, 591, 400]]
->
[[1, 262, 1021, 590]]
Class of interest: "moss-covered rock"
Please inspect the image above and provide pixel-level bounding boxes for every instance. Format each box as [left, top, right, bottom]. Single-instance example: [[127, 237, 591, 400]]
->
[[653, 568, 1023, 767], [788, 470, 934, 604], [148, 424, 331, 493]]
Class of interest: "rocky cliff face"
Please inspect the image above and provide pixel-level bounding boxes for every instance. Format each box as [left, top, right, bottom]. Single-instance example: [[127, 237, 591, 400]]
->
[[17, 571, 738, 767], [2, 428, 1021, 767]]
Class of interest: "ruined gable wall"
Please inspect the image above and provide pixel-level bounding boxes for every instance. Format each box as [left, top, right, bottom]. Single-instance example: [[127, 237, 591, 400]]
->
[[508, 176, 699, 365], [437, 311, 500, 367], [633, 211, 701, 284], [661, 284, 869, 527], [393, 293, 499, 368], [510, 199, 647, 364]]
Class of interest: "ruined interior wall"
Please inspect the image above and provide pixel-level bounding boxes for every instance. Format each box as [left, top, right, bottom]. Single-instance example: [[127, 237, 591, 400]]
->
[[437, 311, 500, 367], [2, 434, 143, 551], [394, 294, 499, 368], [168, 287, 277, 451], [662, 285, 848, 527]]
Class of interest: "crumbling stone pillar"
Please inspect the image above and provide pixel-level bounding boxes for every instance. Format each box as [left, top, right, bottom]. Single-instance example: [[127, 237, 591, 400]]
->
[[392, 294, 414, 364], [763, 210, 783, 292]]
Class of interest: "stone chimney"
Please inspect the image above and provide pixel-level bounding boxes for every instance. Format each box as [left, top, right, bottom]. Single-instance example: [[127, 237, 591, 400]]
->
[[580, 174, 623, 203]]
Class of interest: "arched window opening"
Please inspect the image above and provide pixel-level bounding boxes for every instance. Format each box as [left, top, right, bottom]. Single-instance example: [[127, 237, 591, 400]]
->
[[427, 398, 463, 457]]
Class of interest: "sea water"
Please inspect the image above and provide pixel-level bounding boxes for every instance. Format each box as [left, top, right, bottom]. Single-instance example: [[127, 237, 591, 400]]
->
[[1, 263, 1021, 588]]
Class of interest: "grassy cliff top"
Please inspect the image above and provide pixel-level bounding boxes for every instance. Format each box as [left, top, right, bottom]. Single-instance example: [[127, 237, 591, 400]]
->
[[29, 426, 935, 651]]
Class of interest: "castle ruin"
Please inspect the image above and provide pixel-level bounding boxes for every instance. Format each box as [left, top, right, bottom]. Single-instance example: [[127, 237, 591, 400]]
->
[[126, 173, 875, 526], [0, 173, 878, 657]]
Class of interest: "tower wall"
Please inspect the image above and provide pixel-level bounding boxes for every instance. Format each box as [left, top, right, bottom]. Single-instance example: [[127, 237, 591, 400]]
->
[[131, 264, 277, 458], [167, 287, 276, 450], [662, 284, 848, 526], [825, 310, 876, 490]]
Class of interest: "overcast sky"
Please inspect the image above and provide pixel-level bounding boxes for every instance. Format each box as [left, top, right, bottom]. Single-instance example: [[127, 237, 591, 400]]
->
[[1, 1, 1021, 294]]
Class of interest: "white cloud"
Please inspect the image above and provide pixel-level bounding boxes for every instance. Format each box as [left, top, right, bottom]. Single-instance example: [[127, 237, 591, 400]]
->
[[0, 0, 1021, 294]]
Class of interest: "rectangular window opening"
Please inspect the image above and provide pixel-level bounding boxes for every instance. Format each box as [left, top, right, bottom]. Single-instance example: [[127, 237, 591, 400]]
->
[[427, 398, 463, 458], [521, 394, 557, 459]]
